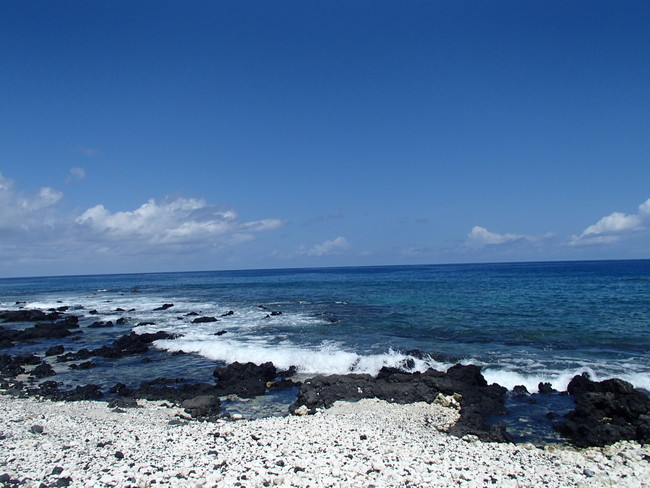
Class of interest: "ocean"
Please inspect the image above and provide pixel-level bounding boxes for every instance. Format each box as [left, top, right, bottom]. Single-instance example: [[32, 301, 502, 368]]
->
[[2, 259, 648, 395]]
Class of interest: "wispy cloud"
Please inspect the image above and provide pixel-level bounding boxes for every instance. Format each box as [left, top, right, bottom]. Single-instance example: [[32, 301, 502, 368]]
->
[[0, 172, 63, 230], [75, 146, 101, 156], [300, 236, 350, 256], [570, 198, 650, 246], [65, 167, 86, 184], [467, 226, 531, 246]]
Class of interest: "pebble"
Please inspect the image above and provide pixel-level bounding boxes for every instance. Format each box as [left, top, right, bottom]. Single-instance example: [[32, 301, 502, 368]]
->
[[0, 396, 648, 487]]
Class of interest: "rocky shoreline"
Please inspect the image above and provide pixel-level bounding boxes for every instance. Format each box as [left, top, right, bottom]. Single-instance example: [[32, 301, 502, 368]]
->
[[2, 306, 650, 454]]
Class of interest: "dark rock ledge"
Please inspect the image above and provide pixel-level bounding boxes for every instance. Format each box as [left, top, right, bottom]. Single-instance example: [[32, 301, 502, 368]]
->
[[554, 373, 650, 447], [0, 309, 80, 348], [1, 306, 648, 448], [289, 364, 511, 443], [2, 357, 649, 447]]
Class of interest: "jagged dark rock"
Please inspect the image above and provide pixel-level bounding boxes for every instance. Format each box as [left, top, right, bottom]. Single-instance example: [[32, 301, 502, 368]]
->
[[554, 373, 650, 447], [57, 348, 93, 362], [181, 395, 221, 419], [92, 331, 177, 358], [33, 380, 61, 398], [53, 316, 80, 328], [55, 331, 176, 363], [70, 361, 96, 370], [14, 354, 42, 366], [192, 316, 218, 324], [290, 364, 510, 443], [46, 384, 104, 401], [213, 361, 278, 398], [154, 303, 174, 311], [0, 312, 80, 348], [512, 385, 530, 397], [0, 354, 25, 378], [45, 345, 65, 356], [0, 322, 76, 345], [111, 379, 224, 419], [538, 382, 557, 394], [88, 320, 113, 328], [0, 309, 60, 323], [31, 362, 56, 378]]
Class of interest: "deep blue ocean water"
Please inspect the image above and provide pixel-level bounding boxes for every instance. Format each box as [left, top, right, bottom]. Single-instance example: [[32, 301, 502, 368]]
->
[[1, 259, 648, 397]]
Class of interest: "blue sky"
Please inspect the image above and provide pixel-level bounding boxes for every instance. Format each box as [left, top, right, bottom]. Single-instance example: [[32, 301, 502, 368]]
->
[[1, 1, 650, 277]]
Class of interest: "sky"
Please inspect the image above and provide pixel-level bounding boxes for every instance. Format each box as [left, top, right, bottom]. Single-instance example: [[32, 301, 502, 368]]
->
[[1, 1, 650, 277]]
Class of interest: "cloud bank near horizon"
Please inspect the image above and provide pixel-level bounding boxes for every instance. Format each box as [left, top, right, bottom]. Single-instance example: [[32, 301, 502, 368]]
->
[[77, 199, 284, 247], [1, 170, 649, 275], [467, 226, 531, 246], [302, 236, 350, 257], [468, 197, 650, 253], [0, 172, 284, 269]]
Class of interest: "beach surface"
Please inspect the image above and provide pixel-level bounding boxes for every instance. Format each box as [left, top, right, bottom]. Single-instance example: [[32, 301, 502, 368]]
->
[[1, 395, 648, 488]]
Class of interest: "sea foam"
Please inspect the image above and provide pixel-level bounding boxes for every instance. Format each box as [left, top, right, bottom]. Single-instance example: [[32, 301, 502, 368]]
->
[[155, 338, 452, 376]]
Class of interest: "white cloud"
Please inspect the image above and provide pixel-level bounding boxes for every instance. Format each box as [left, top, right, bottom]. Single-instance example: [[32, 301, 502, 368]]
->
[[570, 198, 650, 246], [0, 172, 63, 229], [76, 197, 285, 246], [467, 226, 529, 246], [302, 236, 350, 256], [0, 172, 285, 273], [66, 167, 86, 184]]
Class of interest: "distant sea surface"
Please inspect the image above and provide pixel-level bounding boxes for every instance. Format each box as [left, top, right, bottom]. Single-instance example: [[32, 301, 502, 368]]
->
[[2, 260, 649, 394]]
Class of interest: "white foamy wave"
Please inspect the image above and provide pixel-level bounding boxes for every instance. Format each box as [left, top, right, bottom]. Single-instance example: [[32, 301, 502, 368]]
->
[[618, 373, 650, 392], [482, 368, 592, 393], [154, 338, 452, 376], [483, 366, 650, 393]]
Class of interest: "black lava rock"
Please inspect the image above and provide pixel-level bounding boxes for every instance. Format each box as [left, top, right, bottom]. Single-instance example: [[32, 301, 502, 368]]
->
[[51, 384, 104, 401], [192, 316, 218, 324], [512, 385, 530, 397], [0, 309, 59, 323], [554, 373, 650, 447], [31, 362, 56, 378], [0, 354, 25, 378], [90, 331, 177, 359], [45, 345, 65, 357], [88, 320, 113, 328], [55, 476, 73, 487], [69, 361, 96, 370], [538, 382, 557, 394], [290, 364, 510, 443], [181, 395, 221, 419], [213, 361, 278, 398]]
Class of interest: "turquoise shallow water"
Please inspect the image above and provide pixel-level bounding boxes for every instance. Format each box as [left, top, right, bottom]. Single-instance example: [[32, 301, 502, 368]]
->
[[1, 260, 649, 394]]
